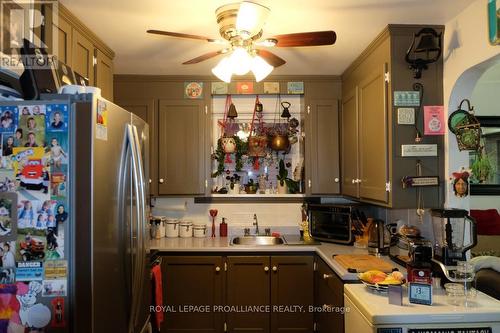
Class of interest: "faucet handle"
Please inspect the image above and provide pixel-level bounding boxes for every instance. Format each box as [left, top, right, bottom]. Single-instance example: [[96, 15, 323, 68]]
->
[[244, 228, 250, 236], [265, 228, 271, 236]]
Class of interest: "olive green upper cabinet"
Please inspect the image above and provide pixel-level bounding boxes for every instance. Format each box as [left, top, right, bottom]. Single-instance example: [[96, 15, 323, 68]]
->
[[305, 80, 342, 196], [42, 4, 115, 100], [341, 24, 444, 208], [158, 100, 206, 195]]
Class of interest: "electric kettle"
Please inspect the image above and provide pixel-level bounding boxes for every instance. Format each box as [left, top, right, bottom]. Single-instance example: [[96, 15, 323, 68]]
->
[[367, 219, 394, 255]]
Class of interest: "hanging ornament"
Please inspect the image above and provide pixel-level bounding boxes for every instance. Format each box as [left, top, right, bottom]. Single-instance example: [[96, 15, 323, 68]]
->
[[448, 99, 481, 151], [451, 169, 470, 198]]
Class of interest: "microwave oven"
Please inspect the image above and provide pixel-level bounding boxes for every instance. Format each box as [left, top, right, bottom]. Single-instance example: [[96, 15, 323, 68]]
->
[[307, 204, 357, 244]]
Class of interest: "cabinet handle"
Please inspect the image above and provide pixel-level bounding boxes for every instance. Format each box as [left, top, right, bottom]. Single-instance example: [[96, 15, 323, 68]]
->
[[272, 266, 278, 272], [264, 266, 269, 272], [159, 178, 164, 184], [334, 178, 339, 183], [308, 179, 312, 188], [323, 273, 333, 280], [215, 266, 221, 272]]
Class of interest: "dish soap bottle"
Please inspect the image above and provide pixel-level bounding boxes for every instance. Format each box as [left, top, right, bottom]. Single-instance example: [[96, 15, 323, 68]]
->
[[219, 217, 228, 237]]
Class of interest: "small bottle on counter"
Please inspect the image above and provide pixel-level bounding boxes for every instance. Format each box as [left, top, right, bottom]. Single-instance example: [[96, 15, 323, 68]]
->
[[219, 217, 228, 237]]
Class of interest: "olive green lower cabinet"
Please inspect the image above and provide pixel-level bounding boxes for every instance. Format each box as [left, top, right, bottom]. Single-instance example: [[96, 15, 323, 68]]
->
[[161, 256, 224, 333], [160, 255, 317, 333], [314, 257, 344, 333]]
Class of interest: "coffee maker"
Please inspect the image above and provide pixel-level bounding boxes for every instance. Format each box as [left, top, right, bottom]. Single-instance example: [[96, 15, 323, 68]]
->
[[431, 209, 477, 266]]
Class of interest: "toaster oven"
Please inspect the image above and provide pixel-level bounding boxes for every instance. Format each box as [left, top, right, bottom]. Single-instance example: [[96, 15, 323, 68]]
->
[[307, 204, 357, 244]]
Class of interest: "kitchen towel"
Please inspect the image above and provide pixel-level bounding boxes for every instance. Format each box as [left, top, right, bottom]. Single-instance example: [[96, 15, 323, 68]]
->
[[151, 264, 164, 329]]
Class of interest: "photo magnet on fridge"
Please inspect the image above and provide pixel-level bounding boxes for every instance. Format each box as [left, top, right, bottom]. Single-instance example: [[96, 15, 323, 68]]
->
[[50, 297, 66, 328], [0, 106, 18, 133], [42, 279, 67, 297], [0, 241, 17, 283], [45, 104, 69, 132], [19, 105, 46, 116], [0, 192, 17, 240], [19, 115, 46, 148]]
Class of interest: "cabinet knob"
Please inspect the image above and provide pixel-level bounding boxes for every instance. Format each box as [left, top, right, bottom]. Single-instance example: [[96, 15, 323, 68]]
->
[[159, 178, 165, 184], [322, 304, 333, 311], [272, 266, 278, 272], [149, 179, 152, 184], [334, 178, 339, 183], [323, 273, 333, 280], [215, 266, 221, 272], [351, 179, 356, 184], [357, 179, 362, 183], [308, 180, 312, 188], [264, 266, 269, 272]]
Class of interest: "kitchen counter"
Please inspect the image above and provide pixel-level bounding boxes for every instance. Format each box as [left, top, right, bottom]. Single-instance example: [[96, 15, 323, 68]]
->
[[150, 237, 405, 281], [345, 283, 500, 326]]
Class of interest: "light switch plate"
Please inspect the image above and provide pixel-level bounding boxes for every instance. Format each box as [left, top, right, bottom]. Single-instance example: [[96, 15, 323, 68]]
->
[[397, 108, 415, 125]]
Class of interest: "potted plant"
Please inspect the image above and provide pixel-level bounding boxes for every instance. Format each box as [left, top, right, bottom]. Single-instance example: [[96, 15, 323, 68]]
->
[[226, 173, 241, 194], [471, 147, 494, 183], [244, 179, 258, 194], [276, 159, 300, 194]]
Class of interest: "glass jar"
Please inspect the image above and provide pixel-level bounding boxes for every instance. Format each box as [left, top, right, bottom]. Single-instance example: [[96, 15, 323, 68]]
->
[[455, 261, 477, 305]]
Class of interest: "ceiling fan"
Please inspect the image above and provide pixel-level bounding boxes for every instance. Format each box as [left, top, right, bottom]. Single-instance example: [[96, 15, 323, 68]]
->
[[147, 1, 336, 82]]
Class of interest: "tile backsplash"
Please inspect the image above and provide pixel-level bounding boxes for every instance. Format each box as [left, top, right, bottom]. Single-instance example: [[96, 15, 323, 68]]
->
[[151, 197, 435, 240]]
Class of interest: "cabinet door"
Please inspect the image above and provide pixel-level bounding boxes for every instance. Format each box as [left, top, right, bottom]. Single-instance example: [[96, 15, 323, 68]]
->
[[341, 88, 359, 198], [72, 29, 95, 84], [161, 256, 224, 333], [314, 257, 344, 333], [95, 49, 113, 101], [271, 256, 314, 332], [226, 256, 270, 333], [55, 16, 73, 66], [158, 100, 205, 195], [115, 99, 157, 196], [358, 66, 389, 203], [307, 99, 340, 195]]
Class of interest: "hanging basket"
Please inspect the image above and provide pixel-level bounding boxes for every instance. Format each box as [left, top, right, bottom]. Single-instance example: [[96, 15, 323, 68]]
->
[[455, 123, 481, 151], [449, 99, 481, 151], [248, 136, 268, 157]]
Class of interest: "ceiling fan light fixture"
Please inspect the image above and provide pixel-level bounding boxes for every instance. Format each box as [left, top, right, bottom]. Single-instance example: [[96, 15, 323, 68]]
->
[[251, 55, 273, 82], [212, 57, 233, 83], [229, 47, 252, 75], [236, 1, 270, 39]]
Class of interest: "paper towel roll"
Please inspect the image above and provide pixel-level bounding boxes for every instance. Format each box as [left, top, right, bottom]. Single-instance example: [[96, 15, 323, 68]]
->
[[156, 201, 188, 212]]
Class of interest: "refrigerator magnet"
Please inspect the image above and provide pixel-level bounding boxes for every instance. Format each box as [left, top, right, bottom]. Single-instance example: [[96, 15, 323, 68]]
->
[[42, 279, 67, 297], [51, 297, 66, 327], [96, 99, 108, 141], [46, 104, 69, 132], [0, 106, 18, 133], [0, 192, 17, 240], [16, 281, 52, 328]]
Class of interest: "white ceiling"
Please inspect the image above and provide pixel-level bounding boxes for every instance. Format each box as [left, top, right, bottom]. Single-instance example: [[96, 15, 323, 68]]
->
[[60, 0, 474, 76]]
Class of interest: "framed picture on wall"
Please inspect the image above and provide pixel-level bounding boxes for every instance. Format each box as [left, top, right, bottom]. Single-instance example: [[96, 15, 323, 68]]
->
[[488, 0, 500, 45]]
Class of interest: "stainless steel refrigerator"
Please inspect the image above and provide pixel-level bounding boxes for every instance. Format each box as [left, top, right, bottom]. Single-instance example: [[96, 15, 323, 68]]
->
[[0, 94, 151, 333]]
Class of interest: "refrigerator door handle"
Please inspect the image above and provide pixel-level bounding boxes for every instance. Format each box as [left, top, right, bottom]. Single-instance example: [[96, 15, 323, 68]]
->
[[131, 124, 148, 327], [125, 124, 143, 332]]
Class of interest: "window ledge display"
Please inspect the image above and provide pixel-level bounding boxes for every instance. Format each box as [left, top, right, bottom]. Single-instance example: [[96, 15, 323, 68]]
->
[[210, 94, 304, 198]]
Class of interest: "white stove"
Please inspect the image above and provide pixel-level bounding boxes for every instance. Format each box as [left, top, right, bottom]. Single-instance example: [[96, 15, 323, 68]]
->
[[344, 284, 500, 333]]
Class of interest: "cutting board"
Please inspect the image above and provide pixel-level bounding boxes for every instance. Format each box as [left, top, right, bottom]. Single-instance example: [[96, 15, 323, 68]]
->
[[333, 254, 394, 273]]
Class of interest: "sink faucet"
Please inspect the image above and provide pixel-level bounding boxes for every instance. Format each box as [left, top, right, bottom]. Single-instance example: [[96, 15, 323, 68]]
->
[[253, 214, 259, 235]]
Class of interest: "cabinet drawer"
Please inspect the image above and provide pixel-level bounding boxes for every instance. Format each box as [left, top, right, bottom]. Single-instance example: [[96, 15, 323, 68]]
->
[[316, 257, 343, 296]]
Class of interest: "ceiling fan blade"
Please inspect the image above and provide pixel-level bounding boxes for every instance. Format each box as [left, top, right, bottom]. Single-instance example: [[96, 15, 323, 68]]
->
[[182, 50, 225, 65], [147, 30, 218, 43], [271, 31, 337, 47], [256, 49, 286, 68]]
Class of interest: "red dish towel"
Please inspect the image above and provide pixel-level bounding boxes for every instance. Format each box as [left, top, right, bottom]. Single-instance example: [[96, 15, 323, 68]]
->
[[151, 264, 164, 329]]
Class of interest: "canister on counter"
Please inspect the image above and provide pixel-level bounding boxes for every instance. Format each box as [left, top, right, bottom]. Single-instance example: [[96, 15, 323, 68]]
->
[[165, 218, 180, 238], [193, 224, 207, 238], [179, 220, 193, 238]]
